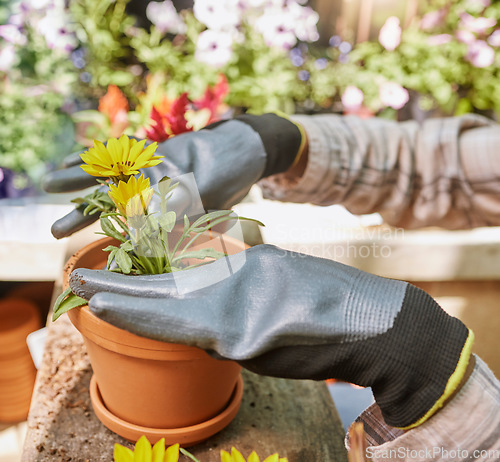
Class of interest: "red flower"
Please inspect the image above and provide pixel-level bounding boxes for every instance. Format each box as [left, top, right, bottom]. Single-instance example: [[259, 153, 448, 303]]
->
[[193, 74, 229, 124], [145, 93, 193, 143]]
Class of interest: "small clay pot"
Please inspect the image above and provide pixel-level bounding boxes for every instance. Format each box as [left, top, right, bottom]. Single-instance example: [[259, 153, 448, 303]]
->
[[64, 234, 246, 444], [0, 298, 40, 423]]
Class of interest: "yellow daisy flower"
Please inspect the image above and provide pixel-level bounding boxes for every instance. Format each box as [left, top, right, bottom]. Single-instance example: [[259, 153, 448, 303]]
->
[[220, 448, 288, 462], [113, 436, 179, 462], [80, 134, 163, 180], [108, 174, 153, 222]]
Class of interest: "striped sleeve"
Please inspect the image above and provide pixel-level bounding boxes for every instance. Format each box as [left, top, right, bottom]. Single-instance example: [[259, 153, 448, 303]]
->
[[347, 355, 500, 461], [259, 113, 500, 229]]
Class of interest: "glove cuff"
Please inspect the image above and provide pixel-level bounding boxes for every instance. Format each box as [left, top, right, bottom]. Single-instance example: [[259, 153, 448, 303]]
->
[[372, 284, 472, 429], [400, 328, 474, 430], [235, 113, 304, 178]]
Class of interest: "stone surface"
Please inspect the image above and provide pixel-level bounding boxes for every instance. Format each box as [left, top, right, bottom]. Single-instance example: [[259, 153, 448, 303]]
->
[[22, 314, 347, 462]]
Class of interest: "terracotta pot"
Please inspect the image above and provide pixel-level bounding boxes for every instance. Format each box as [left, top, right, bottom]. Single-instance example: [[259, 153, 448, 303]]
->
[[63, 233, 246, 444], [0, 298, 40, 423]]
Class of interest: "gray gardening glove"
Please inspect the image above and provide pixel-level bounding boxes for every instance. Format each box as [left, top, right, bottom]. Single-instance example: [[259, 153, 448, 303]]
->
[[69, 244, 473, 430], [43, 114, 303, 239]]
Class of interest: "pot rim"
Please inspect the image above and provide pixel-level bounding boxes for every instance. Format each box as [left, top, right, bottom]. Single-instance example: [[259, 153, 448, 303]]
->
[[64, 234, 247, 360]]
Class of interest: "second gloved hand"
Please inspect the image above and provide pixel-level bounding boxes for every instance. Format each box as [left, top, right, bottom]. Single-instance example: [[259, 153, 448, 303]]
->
[[68, 244, 473, 430], [44, 114, 304, 238]]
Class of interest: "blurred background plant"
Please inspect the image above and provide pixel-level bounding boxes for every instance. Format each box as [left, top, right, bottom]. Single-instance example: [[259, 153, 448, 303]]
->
[[334, 0, 500, 120], [0, 0, 498, 197]]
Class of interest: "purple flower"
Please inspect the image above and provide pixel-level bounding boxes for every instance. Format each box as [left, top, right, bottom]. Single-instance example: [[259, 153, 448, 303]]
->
[[466, 40, 495, 67], [379, 16, 401, 51], [341, 86, 364, 111], [195, 29, 233, 68], [146, 0, 186, 35], [289, 48, 305, 66], [379, 82, 409, 110], [298, 70, 310, 81], [329, 35, 342, 48], [314, 58, 328, 70], [338, 41, 352, 54]]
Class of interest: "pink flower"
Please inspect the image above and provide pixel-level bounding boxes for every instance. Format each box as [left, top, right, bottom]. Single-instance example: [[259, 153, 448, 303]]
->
[[379, 82, 409, 110], [0, 45, 16, 72], [456, 29, 476, 44], [341, 86, 364, 111], [466, 40, 495, 67], [37, 7, 77, 53], [146, 0, 186, 35], [460, 12, 496, 34], [427, 34, 453, 46], [0, 24, 27, 46], [488, 29, 500, 47], [193, 0, 241, 31], [195, 30, 233, 68], [420, 9, 447, 30], [379, 16, 401, 51], [255, 9, 297, 50], [288, 2, 319, 43]]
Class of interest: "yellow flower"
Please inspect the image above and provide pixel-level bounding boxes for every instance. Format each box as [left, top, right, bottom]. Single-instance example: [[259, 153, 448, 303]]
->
[[80, 134, 163, 180], [108, 174, 153, 223], [113, 436, 179, 462], [220, 448, 288, 462]]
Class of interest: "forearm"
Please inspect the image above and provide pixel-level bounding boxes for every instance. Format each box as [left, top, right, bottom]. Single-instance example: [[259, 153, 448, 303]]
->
[[260, 113, 500, 229]]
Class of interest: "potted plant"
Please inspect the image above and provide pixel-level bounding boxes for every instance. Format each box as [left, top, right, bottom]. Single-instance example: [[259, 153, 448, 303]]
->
[[52, 134, 261, 445]]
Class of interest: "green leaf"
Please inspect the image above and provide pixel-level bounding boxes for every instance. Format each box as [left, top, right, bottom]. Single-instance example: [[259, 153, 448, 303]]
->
[[191, 210, 233, 229], [173, 248, 227, 263], [180, 447, 201, 462], [183, 214, 190, 234], [104, 245, 119, 269], [115, 248, 133, 274], [100, 216, 127, 242], [52, 287, 87, 321], [157, 176, 171, 197], [158, 211, 176, 233]]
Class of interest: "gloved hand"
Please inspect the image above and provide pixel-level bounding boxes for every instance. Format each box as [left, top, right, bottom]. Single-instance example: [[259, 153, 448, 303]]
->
[[43, 114, 304, 239], [68, 244, 473, 430]]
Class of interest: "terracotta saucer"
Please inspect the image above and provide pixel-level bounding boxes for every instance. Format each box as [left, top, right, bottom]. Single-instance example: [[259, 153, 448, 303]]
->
[[90, 374, 243, 446]]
